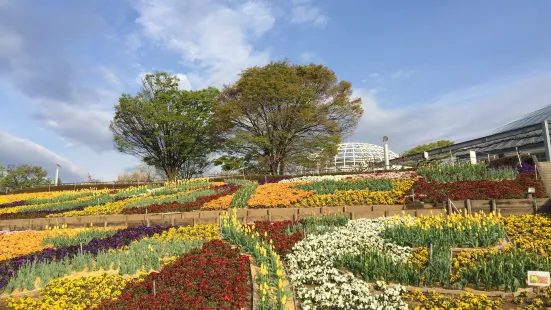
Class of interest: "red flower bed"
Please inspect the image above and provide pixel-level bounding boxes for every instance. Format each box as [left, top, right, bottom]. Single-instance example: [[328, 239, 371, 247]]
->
[[413, 173, 546, 203], [96, 240, 251, 310], [248, 220, 304, 257], [122, 185, 239, 214]]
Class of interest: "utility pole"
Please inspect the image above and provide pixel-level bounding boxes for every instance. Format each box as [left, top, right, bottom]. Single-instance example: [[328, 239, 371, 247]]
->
[[383, 136, 390, 170], [54, 164, 61, 186]]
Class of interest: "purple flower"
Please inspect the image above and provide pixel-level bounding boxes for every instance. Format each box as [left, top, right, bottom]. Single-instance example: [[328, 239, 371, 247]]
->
[[0, 225, 172, 289], [0, 201, 25, 209]]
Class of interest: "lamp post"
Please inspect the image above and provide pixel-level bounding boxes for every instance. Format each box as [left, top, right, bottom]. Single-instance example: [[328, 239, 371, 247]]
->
[[383, 136, 389, 170], [54, 164, 61, 186]]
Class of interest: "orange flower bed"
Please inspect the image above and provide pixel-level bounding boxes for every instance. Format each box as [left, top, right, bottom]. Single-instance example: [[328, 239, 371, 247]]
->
[[0, 231, 54, 261], [247, 183, 314, 208], [200, 194, 235, 210]]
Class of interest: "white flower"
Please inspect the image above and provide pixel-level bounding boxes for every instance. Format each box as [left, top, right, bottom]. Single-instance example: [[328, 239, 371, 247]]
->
[[286, 218, 411, 309]]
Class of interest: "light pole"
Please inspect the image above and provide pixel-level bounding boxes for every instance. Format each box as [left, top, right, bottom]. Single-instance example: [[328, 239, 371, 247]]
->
[[383, 136, 389, 170], [55, 164, 61, 186]]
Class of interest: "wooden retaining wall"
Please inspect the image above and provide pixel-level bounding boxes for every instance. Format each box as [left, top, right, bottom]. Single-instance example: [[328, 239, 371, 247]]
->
[[0, 198, 548, 231]]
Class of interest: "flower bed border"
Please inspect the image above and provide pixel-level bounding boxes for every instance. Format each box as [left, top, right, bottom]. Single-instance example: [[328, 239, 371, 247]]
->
[[388, 283, 533, 298], [0, 197, 545, 232], [449, 239, 511, 259]]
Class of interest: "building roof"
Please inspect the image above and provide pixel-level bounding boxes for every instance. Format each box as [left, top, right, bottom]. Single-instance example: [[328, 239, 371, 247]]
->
[[492, 104, 551, 134], [335, 143, 398, 166]]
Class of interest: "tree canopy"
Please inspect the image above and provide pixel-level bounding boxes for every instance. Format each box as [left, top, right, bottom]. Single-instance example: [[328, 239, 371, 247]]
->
[[215, 60, 363, 175], [0, 164, 51, 189], [403, 140, 455, 156], [110, 72, 220, 181]]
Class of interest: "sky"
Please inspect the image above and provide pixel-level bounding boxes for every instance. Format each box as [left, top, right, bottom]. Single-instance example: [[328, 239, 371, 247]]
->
[[1, 0, 551, 182]]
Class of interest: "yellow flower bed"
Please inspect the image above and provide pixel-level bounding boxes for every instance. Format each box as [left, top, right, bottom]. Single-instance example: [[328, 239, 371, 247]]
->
[[0, 189, 100, 205], [404, 211, 502, 230], [295, 178, 416, 207], [0, 194, 104, 215], [403, 289, 502, 310], [450, 247, 504, 282], [150, 224, 219, 242], [502, 214, 551, 255], [162, 177, 210, 188], [6, 273, 131, 310], [247, 183, 314, 208], [201, 194, 234, 210], [47, 196, 145, 218]]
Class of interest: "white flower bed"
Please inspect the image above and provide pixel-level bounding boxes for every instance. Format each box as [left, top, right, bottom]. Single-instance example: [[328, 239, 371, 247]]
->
[[279, 171, 416, 183], [286, 218, 412, 309]]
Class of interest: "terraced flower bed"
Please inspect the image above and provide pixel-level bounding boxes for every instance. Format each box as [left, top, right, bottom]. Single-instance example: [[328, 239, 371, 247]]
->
[[1, 167, 550, 309]]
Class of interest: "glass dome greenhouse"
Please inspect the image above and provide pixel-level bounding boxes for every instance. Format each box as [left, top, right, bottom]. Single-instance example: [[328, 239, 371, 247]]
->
[[334, 143, 399, 169]]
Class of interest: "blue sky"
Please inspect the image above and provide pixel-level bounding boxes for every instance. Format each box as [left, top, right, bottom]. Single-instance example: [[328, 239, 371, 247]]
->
[[1, 0, 551, 182]]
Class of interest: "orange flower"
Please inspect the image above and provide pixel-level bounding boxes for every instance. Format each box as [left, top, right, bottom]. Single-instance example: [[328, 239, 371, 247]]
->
[[247, 183, 313, 208]]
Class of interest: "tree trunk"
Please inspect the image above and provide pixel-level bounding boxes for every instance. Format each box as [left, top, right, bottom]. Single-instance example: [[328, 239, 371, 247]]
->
[[165, 166, 179, 181], [278, 160, 286, 175], [269, 162, 278, 175]]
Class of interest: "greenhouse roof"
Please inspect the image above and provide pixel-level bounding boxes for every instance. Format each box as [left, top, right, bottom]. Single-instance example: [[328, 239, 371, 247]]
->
[[492, 104, 551, 134]]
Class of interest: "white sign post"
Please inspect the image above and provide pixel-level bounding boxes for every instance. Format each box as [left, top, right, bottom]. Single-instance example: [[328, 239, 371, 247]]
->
[[528, 271, 551, 287], [469, 150, 477, 165]]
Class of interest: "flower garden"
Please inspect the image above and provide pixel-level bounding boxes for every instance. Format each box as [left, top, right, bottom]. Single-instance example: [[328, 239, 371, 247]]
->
[[0, 164, 551, 309]]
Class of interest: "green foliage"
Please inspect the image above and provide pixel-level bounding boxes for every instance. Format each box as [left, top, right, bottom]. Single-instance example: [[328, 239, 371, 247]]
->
[[148, 180, 209, 196], [226, 180, 258, 208], [403, 140, 454, 156], [289, 215, 349, 235], [215, 60, 363, 175], [371, 221, 506, 288], [456, 249, 551, 291], [123, 188, 218, 209], [293, 178, 394, 194], [19, 194, 113, 213], [25, 192, 94, 205], [0, 162, 5, 185], [110, 72, 220, 181], [41, 229, 118, 248], [0, 164, 51, 189], [417, 163, 518, 182], [337, 250, 425, 286], [213, 155, 246, 172], [6, 238, 203, 293]]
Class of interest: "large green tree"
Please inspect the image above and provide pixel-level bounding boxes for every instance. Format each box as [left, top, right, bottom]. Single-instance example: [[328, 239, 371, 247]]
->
[[110, 72, 220, 181], [0, 164, 51, 189], [403, 140, 454, 156], [215, 60, 363, 175]]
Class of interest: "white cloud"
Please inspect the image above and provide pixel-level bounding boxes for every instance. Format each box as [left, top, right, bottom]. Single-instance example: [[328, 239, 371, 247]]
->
[[351, 71, 551, 153], [132, 0, 276, 88], [124, 32, 142, 53], [0, 24, 23, 58], [369, 72, 380, 79], [391, 69, 417, 79], [97, 66, 123, 89], [0, 131, 88, 182], [175, 73, 192, 90], [34, 100, 114, 152], [290, 4, 328, 27]]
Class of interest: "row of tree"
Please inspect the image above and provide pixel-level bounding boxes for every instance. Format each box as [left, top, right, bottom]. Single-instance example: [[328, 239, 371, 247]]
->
[[110, 60, 364, 180], [0, 163, 52, 189]]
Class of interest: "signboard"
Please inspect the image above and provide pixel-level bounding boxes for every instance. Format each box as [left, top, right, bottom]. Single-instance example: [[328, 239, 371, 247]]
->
[[528, 271, 551, 287], [469, 150, 477, 165]]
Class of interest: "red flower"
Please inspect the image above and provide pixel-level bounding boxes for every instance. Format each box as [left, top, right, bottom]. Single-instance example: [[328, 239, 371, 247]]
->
[[95, 240, 251, 310]]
